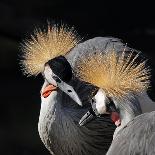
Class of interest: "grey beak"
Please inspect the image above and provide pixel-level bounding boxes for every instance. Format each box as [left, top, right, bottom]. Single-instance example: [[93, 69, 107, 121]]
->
[[79, 108, 97, 126], [57, 80, 82, 106]]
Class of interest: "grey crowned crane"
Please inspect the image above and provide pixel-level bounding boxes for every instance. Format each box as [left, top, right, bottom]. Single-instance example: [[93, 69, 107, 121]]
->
[[76, 50, 155, 154], [20, 24, 116, 155]]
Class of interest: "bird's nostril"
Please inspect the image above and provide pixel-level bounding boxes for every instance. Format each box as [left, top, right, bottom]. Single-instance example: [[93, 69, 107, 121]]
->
[[67, 90, 72, 93]]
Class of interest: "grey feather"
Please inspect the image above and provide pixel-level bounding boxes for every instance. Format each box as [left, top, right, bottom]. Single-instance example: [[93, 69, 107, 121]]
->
[[107, 111, 155, 155], [66, 37, 134, 68], [38, 37, 152, 155], [38, 78, 115, 155], [39, 37, 122, 155]]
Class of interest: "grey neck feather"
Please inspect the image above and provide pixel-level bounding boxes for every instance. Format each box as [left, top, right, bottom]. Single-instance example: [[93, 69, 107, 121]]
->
[[38, 77, 115, 155], [113, 95, 142, 138], [38, 37, 136, 155]]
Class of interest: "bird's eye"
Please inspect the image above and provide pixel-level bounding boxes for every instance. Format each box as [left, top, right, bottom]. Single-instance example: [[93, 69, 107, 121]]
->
[[53, 76, 61, 83], [67, 90, 72, 93], [42, 73, 45, 79], [107, 97, 113, 105], [106, 98, 116, 112], [91, 98, 95, 104]]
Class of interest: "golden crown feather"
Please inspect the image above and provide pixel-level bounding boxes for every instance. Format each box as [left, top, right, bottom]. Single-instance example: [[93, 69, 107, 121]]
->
[[20, 24, 81, 76], [75, 50, 151, 99]]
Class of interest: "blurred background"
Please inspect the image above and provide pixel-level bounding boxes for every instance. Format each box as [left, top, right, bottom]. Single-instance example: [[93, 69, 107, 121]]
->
[[0, 0, 155, 154]]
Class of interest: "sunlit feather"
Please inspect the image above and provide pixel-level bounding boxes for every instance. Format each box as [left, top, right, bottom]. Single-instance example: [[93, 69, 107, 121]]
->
[[75, 50, 150, 100], [20, 24, 81, 76]]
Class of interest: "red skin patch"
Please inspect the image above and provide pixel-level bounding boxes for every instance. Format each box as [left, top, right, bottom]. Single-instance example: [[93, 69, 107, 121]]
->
[[111, 112, 121, 126], [42, 84, 57, 98]]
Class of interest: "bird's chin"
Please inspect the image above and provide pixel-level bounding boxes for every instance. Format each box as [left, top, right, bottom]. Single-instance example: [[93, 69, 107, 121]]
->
[[42, 84, 57, 98]]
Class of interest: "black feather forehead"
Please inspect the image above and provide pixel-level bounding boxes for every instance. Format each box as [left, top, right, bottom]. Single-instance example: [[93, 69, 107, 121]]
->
[[47, 55, 72, 83]]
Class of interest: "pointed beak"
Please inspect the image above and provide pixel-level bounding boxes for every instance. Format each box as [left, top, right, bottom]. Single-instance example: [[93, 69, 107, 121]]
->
[[66, 88, 82, 106], [79, 108, 97, 126], [57, 81, 82, 106]]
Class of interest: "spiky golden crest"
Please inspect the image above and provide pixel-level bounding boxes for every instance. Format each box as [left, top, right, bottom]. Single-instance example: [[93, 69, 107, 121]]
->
[[75, 50, 150, 100], [20, 24, 81, 76]]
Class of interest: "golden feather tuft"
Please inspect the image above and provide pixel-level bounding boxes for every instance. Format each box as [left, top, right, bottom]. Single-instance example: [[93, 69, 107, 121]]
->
[[20, 24, 81, 76], [75, 50, 151, 100]]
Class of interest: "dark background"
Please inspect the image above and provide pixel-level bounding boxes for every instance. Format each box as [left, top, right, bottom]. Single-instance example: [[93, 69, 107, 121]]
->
[[0, 0, 155, 155]]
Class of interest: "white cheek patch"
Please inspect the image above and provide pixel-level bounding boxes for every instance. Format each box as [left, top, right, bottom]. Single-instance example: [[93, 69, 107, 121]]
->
[[44, 65, 57, 86], [95, 89, 107, 114]]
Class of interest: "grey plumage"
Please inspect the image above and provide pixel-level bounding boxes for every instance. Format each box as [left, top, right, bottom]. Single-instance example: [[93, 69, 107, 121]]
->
[[38, 37, 121, 155], [38, 79, 115, 155], [38, 37, 154, 155], [107, 111, 155, 155], [106, 92, 155, 155], [66, 37, 133, 68]]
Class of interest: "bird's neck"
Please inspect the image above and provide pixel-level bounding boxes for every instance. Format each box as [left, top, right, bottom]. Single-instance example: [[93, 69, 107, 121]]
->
[[113, 96, 142, 138], [137, 91, 155, 113], [38, 89, 88, 155], [38, 79, 114, 155]]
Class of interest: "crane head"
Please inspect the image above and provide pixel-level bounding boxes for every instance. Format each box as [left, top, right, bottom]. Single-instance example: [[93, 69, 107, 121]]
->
[[79, 88, 120, 126], [41, 55, 82, 106]]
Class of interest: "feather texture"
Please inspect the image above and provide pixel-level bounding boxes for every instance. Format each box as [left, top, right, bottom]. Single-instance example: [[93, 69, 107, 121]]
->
[[20, 24, 81, 76], [107, 111, 155, 155], [75, 50, 150, 100]]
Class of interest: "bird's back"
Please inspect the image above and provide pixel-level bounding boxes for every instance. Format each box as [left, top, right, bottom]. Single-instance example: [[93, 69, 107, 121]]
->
[[107, 111, 155, 155]]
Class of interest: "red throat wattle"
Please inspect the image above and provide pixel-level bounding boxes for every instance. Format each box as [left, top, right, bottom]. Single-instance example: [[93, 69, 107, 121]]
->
[[111, 112, 121, 127], [42, 84, 57, 98]]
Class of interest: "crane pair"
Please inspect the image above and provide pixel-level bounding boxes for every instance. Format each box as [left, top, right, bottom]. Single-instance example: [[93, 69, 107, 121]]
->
[[20, 24, 155, 155]]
